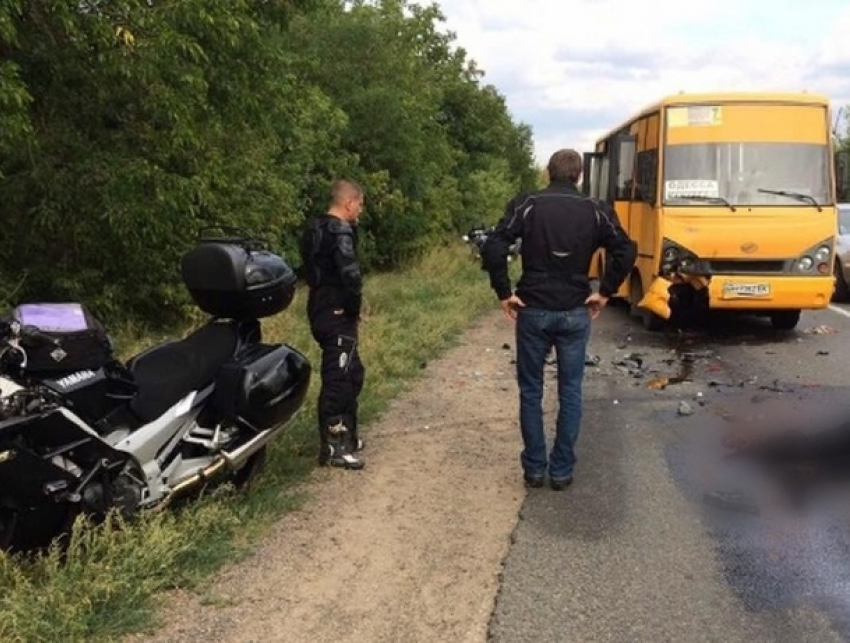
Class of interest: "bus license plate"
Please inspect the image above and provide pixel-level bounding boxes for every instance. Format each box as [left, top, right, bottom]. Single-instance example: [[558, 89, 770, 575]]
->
[[722, 282, 771, 298]]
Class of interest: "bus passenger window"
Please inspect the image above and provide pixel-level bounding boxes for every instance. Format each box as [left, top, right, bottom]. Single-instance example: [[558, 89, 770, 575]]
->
[[615, 138, 636, 200], [597, 156, 610, 202], [636, 149, 658, 204]]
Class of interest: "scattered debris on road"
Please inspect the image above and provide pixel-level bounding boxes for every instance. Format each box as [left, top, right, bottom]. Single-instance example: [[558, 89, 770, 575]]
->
[[677, 401, 695, 416], [803, 324, 838, 335], [648, 376, 669, 390], [703, 489, 760, 515], [758, 380, 795, 394]]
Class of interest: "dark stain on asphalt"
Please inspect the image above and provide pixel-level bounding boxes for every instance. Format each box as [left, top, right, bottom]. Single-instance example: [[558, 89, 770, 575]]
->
[[665, 384, 850, 640]]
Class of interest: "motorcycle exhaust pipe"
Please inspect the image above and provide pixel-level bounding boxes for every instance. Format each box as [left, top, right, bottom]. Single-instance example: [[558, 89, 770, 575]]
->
[[161, 421, 293, 506], [222, 429, 272, 470], [222, 421, 289, 471], [165, 454, 228, 503]]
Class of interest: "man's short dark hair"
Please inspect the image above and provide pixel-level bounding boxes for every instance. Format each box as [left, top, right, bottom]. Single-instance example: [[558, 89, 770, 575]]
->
[[547, 149, 583, 182], [331, 178, 363, 205]]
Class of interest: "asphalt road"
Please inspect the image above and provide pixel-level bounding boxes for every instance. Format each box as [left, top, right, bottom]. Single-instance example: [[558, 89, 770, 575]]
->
[[489, 301, 850, 643]]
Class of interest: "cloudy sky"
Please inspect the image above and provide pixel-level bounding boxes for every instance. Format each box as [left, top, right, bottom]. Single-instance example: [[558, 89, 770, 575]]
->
[[436, 0, 850, 164]]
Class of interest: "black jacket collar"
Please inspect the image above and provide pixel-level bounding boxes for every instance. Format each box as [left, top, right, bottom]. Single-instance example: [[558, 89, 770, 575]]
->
[[547, 179, 579, 192]]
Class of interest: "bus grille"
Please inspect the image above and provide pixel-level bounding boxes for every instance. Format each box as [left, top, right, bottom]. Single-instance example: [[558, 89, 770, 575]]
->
[[707, 260, 786, 274]]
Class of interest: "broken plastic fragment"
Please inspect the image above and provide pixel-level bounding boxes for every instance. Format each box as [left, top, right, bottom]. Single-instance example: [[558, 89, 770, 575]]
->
[[677, 401, 694, 416], [702, 490, 759, 515], [584, 354, 601, 366], [804, 325, 838, 335], [637, 277, 673, 319], [758, 380, 794, 393], [648, 377, 669, 390]]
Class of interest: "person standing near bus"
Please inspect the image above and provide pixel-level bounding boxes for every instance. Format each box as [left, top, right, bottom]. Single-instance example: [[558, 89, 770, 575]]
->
[[482, 149, 636, 490]]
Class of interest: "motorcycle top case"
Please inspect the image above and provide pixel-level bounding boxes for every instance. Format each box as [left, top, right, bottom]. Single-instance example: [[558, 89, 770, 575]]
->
[[181, 240, 297, 320], [213, 343, 311, 432], [10, 302, 114, 373]]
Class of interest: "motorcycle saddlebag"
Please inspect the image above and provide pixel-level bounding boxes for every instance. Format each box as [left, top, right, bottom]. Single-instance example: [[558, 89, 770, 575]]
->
[[213, 343, 311, 431], [11, 302, 114, 373]]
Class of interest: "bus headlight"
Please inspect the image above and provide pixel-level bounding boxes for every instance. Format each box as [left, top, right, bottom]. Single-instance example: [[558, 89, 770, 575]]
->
[[660, 238, 711, 276], [797, 256, 814, 271], [663, 247, 679, 263], [792, 237, 833, 275], [814, 245, 831, 263]]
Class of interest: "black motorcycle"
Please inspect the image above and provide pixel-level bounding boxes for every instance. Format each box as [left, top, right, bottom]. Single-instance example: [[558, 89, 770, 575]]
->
[[462, 225, 521, 262], [0, 229, 311, 552]]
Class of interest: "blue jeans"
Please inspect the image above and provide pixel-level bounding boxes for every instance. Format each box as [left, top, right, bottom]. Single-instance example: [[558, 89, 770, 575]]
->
[[515, 306, 591, 480]]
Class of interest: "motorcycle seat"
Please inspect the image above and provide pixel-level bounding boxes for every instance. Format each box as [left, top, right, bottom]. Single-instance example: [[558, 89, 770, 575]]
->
[[127, 321, 239, 424]]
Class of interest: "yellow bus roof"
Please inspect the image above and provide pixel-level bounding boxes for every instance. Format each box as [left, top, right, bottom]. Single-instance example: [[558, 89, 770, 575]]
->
[[594, 91, 832, 145]]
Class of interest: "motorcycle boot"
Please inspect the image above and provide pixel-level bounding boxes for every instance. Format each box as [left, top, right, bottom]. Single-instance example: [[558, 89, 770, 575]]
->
[[318, 419, 364, 470]]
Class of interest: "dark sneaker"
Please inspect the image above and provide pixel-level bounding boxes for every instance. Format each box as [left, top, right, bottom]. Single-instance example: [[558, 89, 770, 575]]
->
[[318, 445, 365, 470], [524, 474, 545, 488], [550, 476, 573, 491]]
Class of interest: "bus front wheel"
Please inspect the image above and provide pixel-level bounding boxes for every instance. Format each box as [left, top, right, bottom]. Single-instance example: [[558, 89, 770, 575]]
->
[[770, 310, 801, 331]]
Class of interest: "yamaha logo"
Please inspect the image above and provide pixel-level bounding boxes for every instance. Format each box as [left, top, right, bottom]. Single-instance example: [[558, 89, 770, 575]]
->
[[55, 370, 97, 389]]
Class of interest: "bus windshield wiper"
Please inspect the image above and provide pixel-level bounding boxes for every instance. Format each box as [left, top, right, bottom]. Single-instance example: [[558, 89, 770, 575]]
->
[[757, 188, 822, 211], [674, 194, 736, 212]]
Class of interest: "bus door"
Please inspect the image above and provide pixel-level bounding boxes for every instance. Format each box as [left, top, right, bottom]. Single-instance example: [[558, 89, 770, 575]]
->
[[583, 133, 637, 296]]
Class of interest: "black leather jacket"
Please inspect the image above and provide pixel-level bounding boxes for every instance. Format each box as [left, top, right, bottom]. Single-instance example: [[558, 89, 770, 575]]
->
[[482, 180, 637, 311], [299, 214, 363, 318]]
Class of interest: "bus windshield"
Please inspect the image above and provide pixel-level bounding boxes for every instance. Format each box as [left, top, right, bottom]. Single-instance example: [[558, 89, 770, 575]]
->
[[663, 142, 831, 207]]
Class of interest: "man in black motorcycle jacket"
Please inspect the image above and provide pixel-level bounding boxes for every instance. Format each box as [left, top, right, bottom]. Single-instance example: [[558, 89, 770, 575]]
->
[[299, 179, 366, 470], [481, 148, 637, 490]]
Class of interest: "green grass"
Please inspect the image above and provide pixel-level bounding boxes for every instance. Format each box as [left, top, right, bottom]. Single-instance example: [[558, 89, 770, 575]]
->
[[0, 243, 500, 643]]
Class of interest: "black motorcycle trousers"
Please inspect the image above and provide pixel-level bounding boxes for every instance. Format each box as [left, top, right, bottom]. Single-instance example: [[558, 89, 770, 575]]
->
[[309, 310, 365, 453]]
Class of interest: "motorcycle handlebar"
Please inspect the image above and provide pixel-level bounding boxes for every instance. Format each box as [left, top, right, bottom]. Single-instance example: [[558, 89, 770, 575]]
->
[[0, 321, 57, 347]]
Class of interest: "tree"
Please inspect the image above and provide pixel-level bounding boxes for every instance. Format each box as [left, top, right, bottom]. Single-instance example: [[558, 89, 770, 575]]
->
[[0, 0, 537, 325]]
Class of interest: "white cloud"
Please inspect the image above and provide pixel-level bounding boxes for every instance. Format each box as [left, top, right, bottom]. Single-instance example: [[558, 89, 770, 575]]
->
[[436, 0, 850, 164]]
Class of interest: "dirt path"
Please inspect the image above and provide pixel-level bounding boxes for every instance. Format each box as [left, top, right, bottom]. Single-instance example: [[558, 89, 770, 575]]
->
[[128, 311, 529, 643]]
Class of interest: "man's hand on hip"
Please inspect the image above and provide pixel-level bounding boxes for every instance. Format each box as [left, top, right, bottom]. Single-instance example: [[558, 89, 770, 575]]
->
[[584, 292, 609, 320], [500, 294, 525, 321]]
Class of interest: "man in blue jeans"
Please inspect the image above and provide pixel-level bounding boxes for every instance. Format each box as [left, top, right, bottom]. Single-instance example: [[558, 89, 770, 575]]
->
[[482, 149, 636, 490]]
